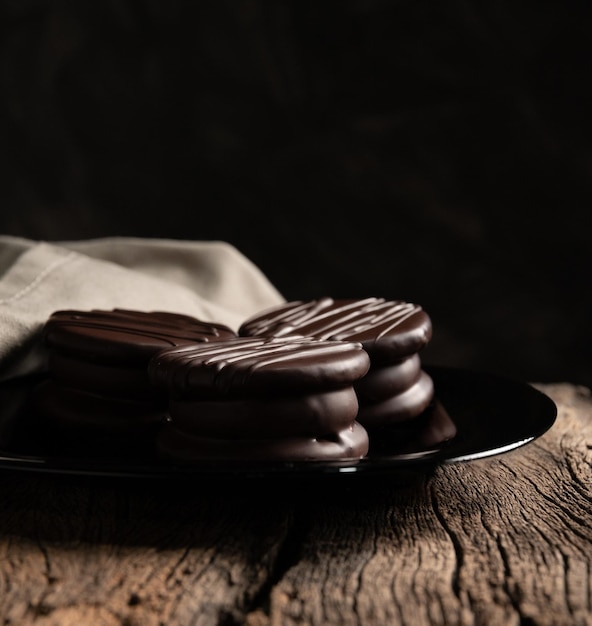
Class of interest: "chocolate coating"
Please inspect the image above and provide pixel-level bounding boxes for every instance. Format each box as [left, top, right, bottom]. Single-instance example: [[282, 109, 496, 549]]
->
[[44, 309, 237, 364], [354, 354, 422, 402], [38, 309, 237, 438], [356, 371, 435, 428], [156, 421, 369, 462], [239, 297, 432, 362], [48, 351, 157, 400], [32, 380, 164, 436], [169, 387, 360, 438], [149, 336, 371, 463], [149, 337, 371, 397]]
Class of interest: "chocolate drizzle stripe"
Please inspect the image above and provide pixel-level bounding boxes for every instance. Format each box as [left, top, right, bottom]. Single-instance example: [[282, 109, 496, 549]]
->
[[155, 338, 269, 362], [46, 320, 227, 344], [248, 298, 373, 335], [156, 339, 359, 370], [302, 306, 420, 341], [249, 302, 326, 337], [150, 338, 365, 393], [211, 342, 363, 393], [243, 299, 422, 340]]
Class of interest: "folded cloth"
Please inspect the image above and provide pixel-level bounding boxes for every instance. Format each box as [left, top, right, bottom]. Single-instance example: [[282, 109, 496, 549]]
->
[[0, 236, 285, 381]]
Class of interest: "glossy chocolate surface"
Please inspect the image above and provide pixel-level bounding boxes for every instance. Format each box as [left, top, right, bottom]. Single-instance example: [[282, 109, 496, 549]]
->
[[149, 337, 371, 396], [48, 352, 157, 399], [356, 371, 435, 427], [239, 298, 432, 361], [38, 308, 236, 434], [169, 387, 360, 438], [157, 421, 369, 462], [32, 380, 164, 435], [354, 354, 422, 402], [44, 309, 237, 363]]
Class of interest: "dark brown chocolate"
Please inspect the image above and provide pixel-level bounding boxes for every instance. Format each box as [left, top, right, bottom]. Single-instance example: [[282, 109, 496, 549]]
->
[[238, 297, 432, 362], [47, 351, 157, 400], [239, 297, 435, 428], [354, 354, 422, 403], [169, 387, 360, 438], [156, 421, 369, 463], [148, 336, 371, 396], [356, 371, 435, 427], [44, 309, 237, 364], [32, 380, 164, 437], [36, 309, 237, 438], [149, 336, 371, 462]]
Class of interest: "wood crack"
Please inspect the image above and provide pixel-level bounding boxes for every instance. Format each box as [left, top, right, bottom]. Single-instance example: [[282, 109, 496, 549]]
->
[[243, 509, 300, 623], [428, 479, 463, 601]]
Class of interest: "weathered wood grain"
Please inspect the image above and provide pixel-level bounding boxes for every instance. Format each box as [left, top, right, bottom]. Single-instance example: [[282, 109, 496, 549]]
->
[[0, 477, 293, 625], [252, 384, 592, 626], [0, 383, 590, 625]]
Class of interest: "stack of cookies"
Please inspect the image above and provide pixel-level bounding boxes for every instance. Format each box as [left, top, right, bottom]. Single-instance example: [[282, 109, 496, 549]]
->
[[34, 309, 236, 442], [238, 298, 435, 431], [33, 297, 454, 462], [148, 336, 371, 462]]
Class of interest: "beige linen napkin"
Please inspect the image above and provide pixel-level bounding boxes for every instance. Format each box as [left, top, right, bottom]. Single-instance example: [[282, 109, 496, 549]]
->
[[0, 236, 285, 380]]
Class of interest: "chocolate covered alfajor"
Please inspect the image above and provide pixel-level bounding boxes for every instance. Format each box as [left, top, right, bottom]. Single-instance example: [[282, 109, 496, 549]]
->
[[148, 336, 371, 462], [239, 297, 435, 430], [34, 308, 237, 440]]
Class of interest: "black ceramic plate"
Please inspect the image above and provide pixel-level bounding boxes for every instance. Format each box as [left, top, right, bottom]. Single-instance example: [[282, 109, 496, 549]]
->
[[0, 366, 557, 479]]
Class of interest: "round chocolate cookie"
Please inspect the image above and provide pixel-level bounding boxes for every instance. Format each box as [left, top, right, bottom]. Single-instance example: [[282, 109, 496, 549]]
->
[[35, 309, 237, 440], [42, 308, 236, 397], [148, 336, 371, 462], [44, 309, 236, 367], [238, 298, 435, 429], [238, 297, 432, 363]]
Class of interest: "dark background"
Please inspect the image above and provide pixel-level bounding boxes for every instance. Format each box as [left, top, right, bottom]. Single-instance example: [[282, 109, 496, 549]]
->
[[1, 1, 591, 387]]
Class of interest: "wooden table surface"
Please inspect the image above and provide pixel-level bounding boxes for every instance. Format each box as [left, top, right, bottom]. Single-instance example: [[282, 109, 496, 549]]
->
[[0, 382, 590, 626]]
